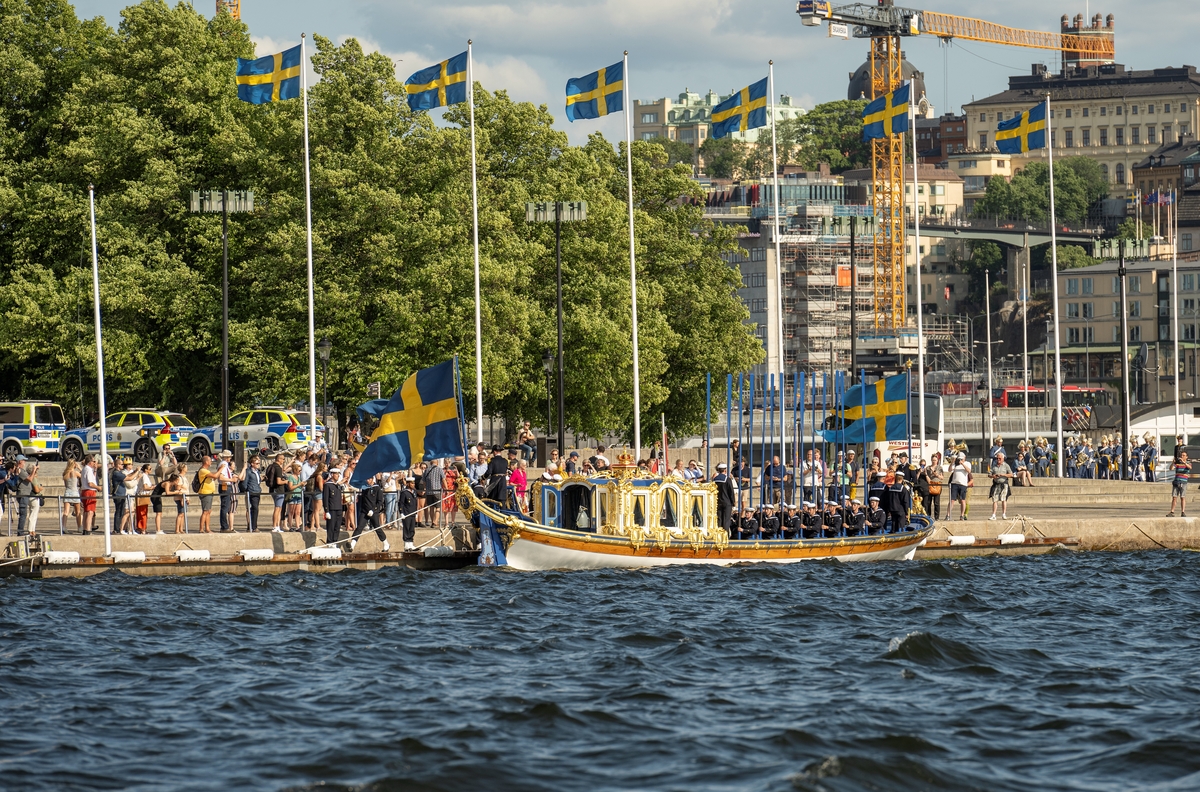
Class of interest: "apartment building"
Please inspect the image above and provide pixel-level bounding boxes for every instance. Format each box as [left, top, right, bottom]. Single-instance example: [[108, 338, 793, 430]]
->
[[632, 89, 804, 158]]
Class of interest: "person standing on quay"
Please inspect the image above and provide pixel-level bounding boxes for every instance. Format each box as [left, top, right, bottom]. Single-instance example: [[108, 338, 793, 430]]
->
[[215, 450, 236, 532], [988, 450, 1013, 521], [80, 454, 99, 534], [322, 467, 345, 545], [399, 475, 418, 551], [243, 454, 263, 532], [1167, 450, 1190, 517]]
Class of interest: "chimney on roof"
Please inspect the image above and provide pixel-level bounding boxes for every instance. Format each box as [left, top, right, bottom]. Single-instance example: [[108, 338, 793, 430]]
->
[[1091, 13, 1102, 29], [1106, 13, 1114, 29], [1073, 13, 1083, 28]]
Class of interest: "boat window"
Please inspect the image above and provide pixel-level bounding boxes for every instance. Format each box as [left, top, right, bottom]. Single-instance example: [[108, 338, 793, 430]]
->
[[691, 496, 705, 529], [597, 490, 608, 526], [660, 488, 678, 528], [633, 495, 646, 526], [545, 490, 558, 527]]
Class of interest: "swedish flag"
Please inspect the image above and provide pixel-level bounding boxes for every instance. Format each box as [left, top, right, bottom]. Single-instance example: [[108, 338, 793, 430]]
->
[[822, 374, 909, 443], [406, 51, 468, 111], [349, 360, 464, 488], [236, 45, 301, 104], [996, 102, 1047, 154], [565, 61, 624, 122], [711, 78, 768, 140], [862, 83, 911, 141]]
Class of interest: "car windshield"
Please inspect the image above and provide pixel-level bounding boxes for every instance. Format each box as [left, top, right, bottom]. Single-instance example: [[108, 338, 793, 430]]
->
[[35, 405, 65, 424], [164, 413, 195, 429], [292, 413, 323, 427]]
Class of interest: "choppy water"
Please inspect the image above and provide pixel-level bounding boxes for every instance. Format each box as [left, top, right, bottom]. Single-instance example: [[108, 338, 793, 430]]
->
[[3, 552, 1200, 791]]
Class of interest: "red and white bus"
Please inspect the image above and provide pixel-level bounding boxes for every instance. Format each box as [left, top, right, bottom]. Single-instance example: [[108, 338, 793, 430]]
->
[[995, 385, 1111, 409]]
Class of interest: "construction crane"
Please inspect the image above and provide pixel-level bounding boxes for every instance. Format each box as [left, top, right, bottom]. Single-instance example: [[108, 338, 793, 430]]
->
[[216, 0, 241, 19], [797, 1, 1115, 330]]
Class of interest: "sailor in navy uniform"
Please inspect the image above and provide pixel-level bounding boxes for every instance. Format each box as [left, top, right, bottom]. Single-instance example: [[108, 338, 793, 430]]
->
[[885, 471, 912, 532], [801, 502, 821, 539], [398, 475, 419, 550], [759, 504, 780, 539], [782, 503, 802, 539], [321, 468, 345, 545], [712, 463, 737, 534], [1129, 440, 1144, 481], [1143, 435, 1158, 482], [822, 500, 843, 538], [844, 498, 866, 536], [866, 496, 886, 535], [737, 508, 758, 541]]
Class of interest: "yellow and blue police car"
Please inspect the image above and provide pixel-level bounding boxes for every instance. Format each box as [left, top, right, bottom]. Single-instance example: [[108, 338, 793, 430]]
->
[[0, 401, 67, 461], [189, 408, 324, 460], [59, 409, 197, 463]]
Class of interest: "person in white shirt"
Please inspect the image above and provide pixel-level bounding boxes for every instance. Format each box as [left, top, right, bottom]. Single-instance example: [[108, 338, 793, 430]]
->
[[948, 453, 973, 520]]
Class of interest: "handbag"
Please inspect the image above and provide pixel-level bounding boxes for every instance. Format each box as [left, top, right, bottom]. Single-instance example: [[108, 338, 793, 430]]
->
[[927, 482, 943, 496]]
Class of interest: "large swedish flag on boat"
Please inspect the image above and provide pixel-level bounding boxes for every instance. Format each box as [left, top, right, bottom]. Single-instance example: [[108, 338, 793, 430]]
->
[[711, 77, 768, 139], [236, 45, 301, 104], [862, 83, 910, 141], [996, 101, 1047, 154], [349, 360, 464, 488], [565, 61, 624, 121], [405, 51, 468, 111], [823, 374, 909, 444]]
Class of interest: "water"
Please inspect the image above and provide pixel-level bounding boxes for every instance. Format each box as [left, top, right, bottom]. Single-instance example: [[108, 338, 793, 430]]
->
[[3, 552, 1200, 791]]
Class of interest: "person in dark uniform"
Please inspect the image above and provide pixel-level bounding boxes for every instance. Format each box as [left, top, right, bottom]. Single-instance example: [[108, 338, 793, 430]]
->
[[322, 468, 345, 545], [759, 504, 780, 539], [398, 475, 418, 550], [845, 498, 866, 536], [822, 500, 843, 538], [712, 462, 737, 534], [736, 507, 758, 540], [885, 471, 912, 532], [801, 502, 822, 539], [350, 475, 389, 553], [484, 445, 510, 502], [865, 496, 886, 535], [782, 503, 801, 539]]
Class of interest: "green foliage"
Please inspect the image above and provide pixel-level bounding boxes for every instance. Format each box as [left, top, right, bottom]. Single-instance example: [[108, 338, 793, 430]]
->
[[1031, 244, 1100, 271], [650, 138, 695, 168], [698, 136, 743, 179], [972, 157, 1109, 225], [778, 100, 868, 173], [955, 241, 1004, 306], [0, 0, 762, 440], [1114, 217, 1152, 240]]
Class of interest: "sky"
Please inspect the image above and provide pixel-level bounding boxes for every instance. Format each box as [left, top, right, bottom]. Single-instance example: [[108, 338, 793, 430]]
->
[[72, 0, 1200, 145]]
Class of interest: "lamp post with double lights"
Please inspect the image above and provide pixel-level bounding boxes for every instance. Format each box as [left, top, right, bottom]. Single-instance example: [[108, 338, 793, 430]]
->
[[317, 337, 332, 446], [541, 349, 555, 444]]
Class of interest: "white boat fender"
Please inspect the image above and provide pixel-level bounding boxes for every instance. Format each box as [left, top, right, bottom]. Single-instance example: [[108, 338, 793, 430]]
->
[[423, 545, 455, 557], [175, 549, 211, 562], [304, 546, 342, 561], [998, 533, 1026, 545], [110, 551, 146, 564], [948, 535, 976, 546], [241, 548, 275, 562], [44, 551, 80, 565]]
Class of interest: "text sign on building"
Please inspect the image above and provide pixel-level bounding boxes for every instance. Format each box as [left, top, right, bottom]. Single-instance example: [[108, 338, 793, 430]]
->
[[190, 190, 254, 213], [828, 22, 849, 39], [526, 201, 587, 223]]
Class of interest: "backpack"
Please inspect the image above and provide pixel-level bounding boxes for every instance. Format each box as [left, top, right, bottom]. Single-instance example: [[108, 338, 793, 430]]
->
[[191, 469, 202, 492]]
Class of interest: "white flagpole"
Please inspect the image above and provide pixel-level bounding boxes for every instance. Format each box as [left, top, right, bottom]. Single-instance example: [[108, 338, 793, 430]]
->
[[301, 34, 318, 447], [468, 40, 484, 444], [1022, 249, 1030, 444], [88, 186, 112, 557], [769, 61, 786, 476], [1173, 188, 1180, 441], [623, 50, 642, 458], [910, 96, 926, 458], [1047, 94, 1066, 477]]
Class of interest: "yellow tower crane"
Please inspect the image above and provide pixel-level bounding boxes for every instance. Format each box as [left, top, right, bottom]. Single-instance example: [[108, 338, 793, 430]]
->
[[797, 1, 1115, 330], [216, 0, 241, 19]]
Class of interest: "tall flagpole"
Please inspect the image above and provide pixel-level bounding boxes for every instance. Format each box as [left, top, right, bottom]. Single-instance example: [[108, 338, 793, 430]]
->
[[301, 34, 318, 447], [910, 97, 926, 458], [623, 50, 642, 458], [1022, 250, 1030, 443], [1173, 188, 1180, 441], [468, 40, 484, 443], [1047, 94, 1065, 477], [88, 186, 112, 557], [769, 61, 787, 480]]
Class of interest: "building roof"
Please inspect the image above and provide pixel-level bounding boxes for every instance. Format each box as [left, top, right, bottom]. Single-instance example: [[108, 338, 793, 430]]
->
[[965, 64, 1200, 108], [841, 164, 963, 183], [1132, 137, 1200, 170]]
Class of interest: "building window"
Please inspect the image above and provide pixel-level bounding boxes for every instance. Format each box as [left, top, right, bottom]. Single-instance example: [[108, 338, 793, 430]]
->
[[641, 132, 659, 140], [1187, 324, 1197, 341], [979, 133, 988, 149], [1112, 278, 1120, 295], [640, 113, 658, 124], [1082, 129, 1091, 146], [1083, 302, 1094, 318], [1100, 106, 1107, 116], [1068, 327, 1081, 344], [1112, 300, 1121, 316], [1113, 326, 1121, 343], [1132, 105, 1139, 115], [750, 298, 767, 313], [1101, 163, 1108, 180], [1163, 126, 1173, 144], [1184, 234, 1194, 252], [979, 112, 986, 122], [1116, 128, 1124, 145], [1148, 104, 1156, 114], [1067, 302, 1080, 318], [1065, 130, 1074, 147], [1148, 127, 1157, 144], [1082, 277, 1093, 295], [1117, 105, 1124, 115], [1116, 163, 1125, 184], [1066, 109, 1073, 118], [1184, 274, 1196, 291], [1130, 325, 1141, 342], [1132, 127, 1141, 144], [1160, 325, 1171, 341], [996, 112, 1004, 121], [1100, 129, 1108, 146], [1130, 300, 1141, 317], [1084, 326, 1094, 343], [750, 272, 766, 287], [1130, 276, 1141, 293], [1084, 107, 1091, 117], [755, 325, 766, 340], [1067, 278, 1079, 295]]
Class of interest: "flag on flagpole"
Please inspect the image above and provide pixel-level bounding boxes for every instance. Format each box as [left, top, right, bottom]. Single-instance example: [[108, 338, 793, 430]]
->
[[821, 374, 908, 443], [565, 61, 624, 121], [861, 83, 910, 140], [236, 45, 302, 104], [711, 77, 768, 139], [996, 102, 1047, 154], [405, 51, 469, 111]]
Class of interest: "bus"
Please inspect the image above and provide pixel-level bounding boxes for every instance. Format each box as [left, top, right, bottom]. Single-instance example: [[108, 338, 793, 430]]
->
[[996, 385, 1111, 409]]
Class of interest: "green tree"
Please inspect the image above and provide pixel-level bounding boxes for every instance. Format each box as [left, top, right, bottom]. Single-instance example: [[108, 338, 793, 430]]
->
[[650, 137, 695, 168], [1114, 217, 1152, 240], [972, 157, 1109, 225], [698, 136, 743, 179], [778, 99, 868, 173]]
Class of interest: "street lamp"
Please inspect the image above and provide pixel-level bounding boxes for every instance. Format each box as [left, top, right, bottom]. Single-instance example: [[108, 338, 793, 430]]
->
[[189, 188, 253, 452], [317, 337, 332, 445], [541, 349, 555, 439]]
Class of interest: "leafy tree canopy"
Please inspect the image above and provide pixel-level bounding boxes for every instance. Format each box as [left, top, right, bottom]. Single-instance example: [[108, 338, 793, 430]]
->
[[972, 157, 1109, 225], [0, 0, 762, 440], [698, 136, 743, 180], [778, 100, 868, 173]]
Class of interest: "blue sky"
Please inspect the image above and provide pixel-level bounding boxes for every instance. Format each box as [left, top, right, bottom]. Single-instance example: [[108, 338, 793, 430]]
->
[[72, 1, 1199, 145]]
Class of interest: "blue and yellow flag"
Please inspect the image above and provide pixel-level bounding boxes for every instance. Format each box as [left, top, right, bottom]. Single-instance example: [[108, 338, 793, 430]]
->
[[862, 83, 910, 141], [996, 102, 1047, 154], [406, 51, 468, 112], [349, 360, 464, 488], [822, 374, 909, 443], [565, 61, 624, 122], [236, 45, 301, 105], [711, 78, 768, 140]]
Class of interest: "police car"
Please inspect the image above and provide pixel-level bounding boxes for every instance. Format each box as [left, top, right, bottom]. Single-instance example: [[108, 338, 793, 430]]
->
[[188, 408, 324, 460], [59, 410, 197, 463], [0, 401, 67, 461]]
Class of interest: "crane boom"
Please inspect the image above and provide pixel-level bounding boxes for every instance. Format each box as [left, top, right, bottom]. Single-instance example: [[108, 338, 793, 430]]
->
[[920, 12, 1114, 57]]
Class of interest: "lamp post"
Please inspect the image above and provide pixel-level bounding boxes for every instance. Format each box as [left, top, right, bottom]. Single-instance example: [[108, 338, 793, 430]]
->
[[541, 349, 554, 439], [189, 188, 253, 452], [317, 337, 331, 446], [527, 201, 586, 456]]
